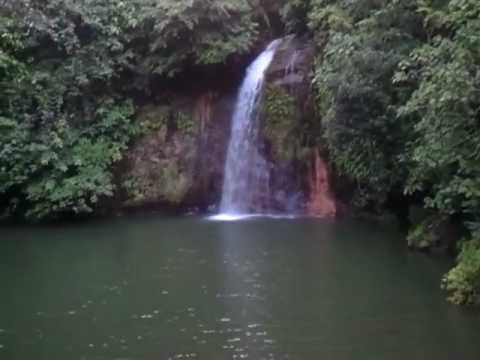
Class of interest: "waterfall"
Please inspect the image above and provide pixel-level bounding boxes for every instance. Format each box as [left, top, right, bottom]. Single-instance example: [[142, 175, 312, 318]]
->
[[217, 40, 281, 217]]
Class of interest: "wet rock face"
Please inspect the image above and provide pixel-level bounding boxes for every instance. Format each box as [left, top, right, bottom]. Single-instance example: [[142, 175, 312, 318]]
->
[[265, 35, 315, 97], [307, 150, 336, 218], [122, 93, 235, 212], [260, 35, 336, 216]]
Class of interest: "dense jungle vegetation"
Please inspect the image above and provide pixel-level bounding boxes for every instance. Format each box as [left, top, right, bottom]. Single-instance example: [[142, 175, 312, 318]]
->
[[0, 0, 479, 305]]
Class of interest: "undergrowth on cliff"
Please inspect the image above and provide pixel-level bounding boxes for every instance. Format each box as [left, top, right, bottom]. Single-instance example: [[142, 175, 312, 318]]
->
[[262, 85, 299, 162], [124, 160, 191, 206]]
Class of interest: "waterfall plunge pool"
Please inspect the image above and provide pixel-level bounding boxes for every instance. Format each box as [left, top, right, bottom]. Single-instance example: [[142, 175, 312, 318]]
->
[[1, 216, 480, 359]]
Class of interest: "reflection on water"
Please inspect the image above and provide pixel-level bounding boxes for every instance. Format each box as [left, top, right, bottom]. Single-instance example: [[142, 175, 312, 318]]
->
[[1, 216, 480, 360], [218, 221, 279, 359]]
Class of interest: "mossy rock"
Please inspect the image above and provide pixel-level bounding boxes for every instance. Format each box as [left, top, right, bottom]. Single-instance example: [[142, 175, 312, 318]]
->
[[124, 103, 198, 206], [407, 224, 436, 250], [137, 104, 197, 138], [262, 85, 299, 162], [175, 109, 197, 136], [124, 159, 191, 205], [137, 105, 171, 136], [407, 215, 449, 251]]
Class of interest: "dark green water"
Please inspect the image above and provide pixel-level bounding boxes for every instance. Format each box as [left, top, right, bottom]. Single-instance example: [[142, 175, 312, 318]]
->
[[1, 216, 479, 360]]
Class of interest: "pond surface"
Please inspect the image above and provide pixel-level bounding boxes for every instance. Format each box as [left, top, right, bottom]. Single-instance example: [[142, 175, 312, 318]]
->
[[1, 216, 480, 360]]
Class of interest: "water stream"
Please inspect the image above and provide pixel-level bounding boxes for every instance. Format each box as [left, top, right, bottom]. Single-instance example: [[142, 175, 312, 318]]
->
[[218, 40, 281, 218]]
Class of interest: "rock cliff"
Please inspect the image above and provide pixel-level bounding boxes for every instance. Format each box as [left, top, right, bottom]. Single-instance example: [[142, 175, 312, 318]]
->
[[122, 36, 336, 217]]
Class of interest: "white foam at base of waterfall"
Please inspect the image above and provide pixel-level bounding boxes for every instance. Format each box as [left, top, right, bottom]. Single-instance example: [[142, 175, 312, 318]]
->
[[208, 213, 298, 222]]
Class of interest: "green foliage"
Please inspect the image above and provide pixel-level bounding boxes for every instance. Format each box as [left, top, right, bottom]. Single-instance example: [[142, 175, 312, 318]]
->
[[443, 223, 480, 306], [135, 0, 260, 77], [308, 0, 353, 33], [0, 1, 139, 220], [313, 0, 422, 211], [398, 2, 480, 305], [25, 101, 135, 220], [398, 0, 480, 218], [0, 93, 136, 220]]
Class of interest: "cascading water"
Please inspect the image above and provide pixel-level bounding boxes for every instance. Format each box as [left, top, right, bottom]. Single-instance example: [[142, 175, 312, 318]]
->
[[211, 37, 336, 221], [216, 40, 281, 219]]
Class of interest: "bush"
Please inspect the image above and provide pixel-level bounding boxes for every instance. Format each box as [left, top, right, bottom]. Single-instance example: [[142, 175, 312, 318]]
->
[[443, 231, 480, 306]]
